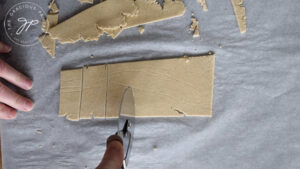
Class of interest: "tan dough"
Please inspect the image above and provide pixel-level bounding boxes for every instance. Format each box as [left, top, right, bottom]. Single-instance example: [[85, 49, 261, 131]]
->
[[49, 0, 59, 14], [48, 0, 185, 44], [48, 0, 138, 43], [197, 0, 208, 11], [78, 0, 94, 4], [80, 66, 107, 119], [190, 16, 200, 37], [125, 0, 186, 28], [231, 0, 246, 33], [59, 54, 215, 120], [39, 0, 59, 58], [138, 25, 144, 34], [59, 69, 82, 121]]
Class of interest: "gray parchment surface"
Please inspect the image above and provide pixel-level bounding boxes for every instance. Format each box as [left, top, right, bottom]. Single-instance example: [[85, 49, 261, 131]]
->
[[0, 0, 300, 169]]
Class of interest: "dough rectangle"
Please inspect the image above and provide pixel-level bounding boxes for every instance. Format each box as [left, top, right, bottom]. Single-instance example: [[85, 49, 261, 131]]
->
[[80, 66, 107, 119], [59, 69, 83, 121], [59, 54, 215, 120]]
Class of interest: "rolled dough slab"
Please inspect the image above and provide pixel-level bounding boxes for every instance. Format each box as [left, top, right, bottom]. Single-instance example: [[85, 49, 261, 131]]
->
[[59, 54, 215, 120]]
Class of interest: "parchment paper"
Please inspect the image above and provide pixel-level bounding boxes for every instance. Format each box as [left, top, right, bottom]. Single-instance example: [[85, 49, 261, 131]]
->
[[0, 0, 300, 169]]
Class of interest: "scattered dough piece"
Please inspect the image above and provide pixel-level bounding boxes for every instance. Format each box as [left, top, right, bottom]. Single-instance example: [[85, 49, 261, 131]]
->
[[59, 69, 82, 121], [190, 16, 200, 37], [138, 25, 144, 34], [48, 0, 185, 44], [197, 0, 208, 11], [59, 54, 215, 120], [78, 0, 94, 4], [231, 0, 246, 33]]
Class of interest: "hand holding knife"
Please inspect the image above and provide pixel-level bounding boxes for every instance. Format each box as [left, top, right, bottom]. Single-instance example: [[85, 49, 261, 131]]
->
[[96, 87, 135, 169]]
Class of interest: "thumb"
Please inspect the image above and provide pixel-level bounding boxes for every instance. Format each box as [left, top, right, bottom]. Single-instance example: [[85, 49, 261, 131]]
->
[[96, 137, 124, 169], [0, 42, 12, 53]]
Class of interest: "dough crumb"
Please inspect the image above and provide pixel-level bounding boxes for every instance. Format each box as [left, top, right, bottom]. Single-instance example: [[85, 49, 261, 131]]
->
[[231, 0, 246, 33], [153, 145, 158, 150], [197, 0, 208, 11], [78, 0, 94, 4], [36, 129, 43, 134], [138, 25, 145, 34], [190, 15, 200, 38]]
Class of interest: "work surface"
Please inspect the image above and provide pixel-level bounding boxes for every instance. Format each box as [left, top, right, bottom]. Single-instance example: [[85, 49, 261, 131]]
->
[[1, 0, 300, 169]]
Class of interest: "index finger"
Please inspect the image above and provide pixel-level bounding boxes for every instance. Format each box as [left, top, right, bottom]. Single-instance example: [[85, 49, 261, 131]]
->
[[0, 59, 33, 90]]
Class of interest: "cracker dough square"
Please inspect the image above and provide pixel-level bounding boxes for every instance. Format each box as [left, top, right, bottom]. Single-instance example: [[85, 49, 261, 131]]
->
[[59, 69, 83, 121], [80, 66, 107, 119]]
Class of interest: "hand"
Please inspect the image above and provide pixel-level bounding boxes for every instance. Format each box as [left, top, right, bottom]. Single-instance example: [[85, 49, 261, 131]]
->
[[96, 136, 124, 169], [0, 42, 34, 119]]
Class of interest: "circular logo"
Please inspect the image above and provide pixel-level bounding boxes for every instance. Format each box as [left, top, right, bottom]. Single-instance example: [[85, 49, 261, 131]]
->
[[4, 2, 47, 46]]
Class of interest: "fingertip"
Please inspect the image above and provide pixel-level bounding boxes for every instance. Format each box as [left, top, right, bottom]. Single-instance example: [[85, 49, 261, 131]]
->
[[6, 45, 12, 53], [23, 99, 34, 111], [0, 42, 12, 53], [24, 79, 33, 90]]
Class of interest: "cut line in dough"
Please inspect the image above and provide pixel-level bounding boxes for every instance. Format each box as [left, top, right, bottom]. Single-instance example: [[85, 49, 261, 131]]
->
[[231, 0, 246, 33], [59, 54, 215, 121]]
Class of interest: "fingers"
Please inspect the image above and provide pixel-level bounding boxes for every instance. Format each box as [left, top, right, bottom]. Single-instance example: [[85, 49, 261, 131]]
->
[[0, 59, 33, 90], [96, 140, 124, 169], [0, 82, 34, 112], [0, 42, 11, 53], [0, 103, 17, 119]]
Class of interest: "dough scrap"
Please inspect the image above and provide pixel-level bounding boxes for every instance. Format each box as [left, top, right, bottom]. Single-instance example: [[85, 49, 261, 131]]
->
[[48, 0, 185, 44], [49, 0, 59, 14], [59, 54, 215, 120], [190, 16, 199, 37], [78, 0, 94, 4], [138, 25, 144, 34], [48, 0, 138, 43], [197, 0, 208, 11], [231, 0, 246, 33], [39, 0, 59, 58]]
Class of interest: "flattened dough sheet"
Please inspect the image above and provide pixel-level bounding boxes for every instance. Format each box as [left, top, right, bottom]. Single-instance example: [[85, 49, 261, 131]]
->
[[59, 54, 215, 120]]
